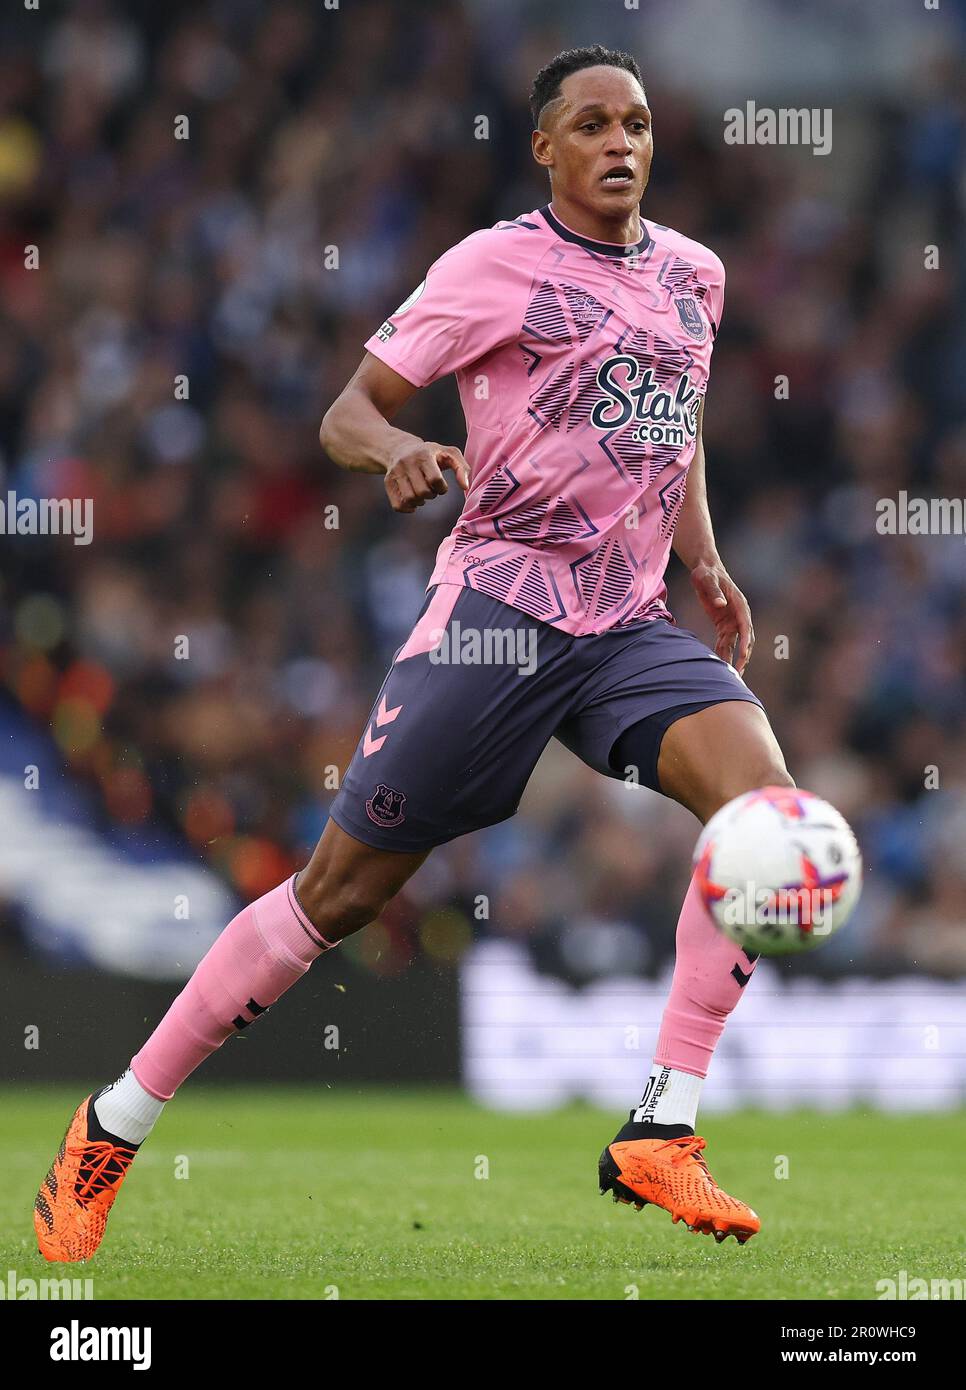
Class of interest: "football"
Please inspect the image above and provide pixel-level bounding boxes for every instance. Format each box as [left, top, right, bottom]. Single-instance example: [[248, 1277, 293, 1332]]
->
[[693, 787, 863, 954]]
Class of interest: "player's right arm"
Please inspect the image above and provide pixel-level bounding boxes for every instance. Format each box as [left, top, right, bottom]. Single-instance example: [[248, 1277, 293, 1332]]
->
[[323, 224, 528, 514], [320, 353, 470, 514]]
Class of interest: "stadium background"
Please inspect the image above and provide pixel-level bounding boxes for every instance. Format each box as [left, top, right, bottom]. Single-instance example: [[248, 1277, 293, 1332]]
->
[[0, 0, 964, 1106]]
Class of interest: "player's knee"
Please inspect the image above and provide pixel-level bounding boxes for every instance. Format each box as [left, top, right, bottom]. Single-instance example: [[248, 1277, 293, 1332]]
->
[[705, 760, 795, 822], [757, 763, 795, 791], [296, 866, 388, 942], [735, 761, 795, 803], [328, 882, 387, 938]]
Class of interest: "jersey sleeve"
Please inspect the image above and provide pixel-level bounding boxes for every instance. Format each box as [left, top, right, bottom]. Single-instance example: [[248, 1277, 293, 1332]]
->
[[364, 229, 525, 387]]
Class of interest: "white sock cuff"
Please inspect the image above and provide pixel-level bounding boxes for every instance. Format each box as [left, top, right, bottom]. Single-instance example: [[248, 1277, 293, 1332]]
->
[[633, 1064, 704, 1129], [93, 1068, 166, 1145]]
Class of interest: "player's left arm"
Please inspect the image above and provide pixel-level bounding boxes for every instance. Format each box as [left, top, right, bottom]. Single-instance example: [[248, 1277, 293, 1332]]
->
[[672, 397, 755, 674]]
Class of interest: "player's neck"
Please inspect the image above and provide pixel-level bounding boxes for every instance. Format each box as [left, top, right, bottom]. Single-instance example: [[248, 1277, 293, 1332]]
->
[[547, 197, 643, 247]]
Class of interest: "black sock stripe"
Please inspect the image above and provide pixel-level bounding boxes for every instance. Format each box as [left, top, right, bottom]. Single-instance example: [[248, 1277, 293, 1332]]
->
[[233, 998, 268, 1030]]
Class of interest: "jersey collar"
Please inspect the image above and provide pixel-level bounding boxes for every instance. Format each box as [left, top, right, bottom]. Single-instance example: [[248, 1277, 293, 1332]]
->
[[539, 204, 651, 258]]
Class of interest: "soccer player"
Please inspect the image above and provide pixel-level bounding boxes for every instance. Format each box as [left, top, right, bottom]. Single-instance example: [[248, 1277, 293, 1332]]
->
[[36, 45, 795, 1261]]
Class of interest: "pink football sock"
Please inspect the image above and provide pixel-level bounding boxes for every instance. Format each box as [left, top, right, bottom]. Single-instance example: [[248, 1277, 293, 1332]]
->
[[131, 876, 335, 1101], [654, 869, 758, 1079]]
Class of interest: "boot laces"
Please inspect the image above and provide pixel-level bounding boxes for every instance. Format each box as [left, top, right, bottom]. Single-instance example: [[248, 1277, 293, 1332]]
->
[[67, 1140, 136, 1205], [655, 1134, 712, 1177]]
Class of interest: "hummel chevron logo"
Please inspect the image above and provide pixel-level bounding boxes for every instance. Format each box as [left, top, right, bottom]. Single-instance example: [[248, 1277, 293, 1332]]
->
[[363, 695, 403, 757], [731, 949, 759, 988], [376, 695, 403, 726], [362, 726, 384, 757]]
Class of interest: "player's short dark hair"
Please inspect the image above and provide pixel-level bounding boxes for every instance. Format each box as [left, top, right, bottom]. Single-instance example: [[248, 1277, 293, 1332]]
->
[[529, 45, 643, 128]]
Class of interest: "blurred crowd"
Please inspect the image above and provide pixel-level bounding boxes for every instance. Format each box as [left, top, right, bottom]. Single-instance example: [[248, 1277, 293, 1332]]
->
[[0, 0, 964, 979]]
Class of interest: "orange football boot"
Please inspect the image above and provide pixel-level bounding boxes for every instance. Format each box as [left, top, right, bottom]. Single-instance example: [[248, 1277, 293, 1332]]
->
[[599, 1134, 760, 1244], [34, 1096, 137, 1262]]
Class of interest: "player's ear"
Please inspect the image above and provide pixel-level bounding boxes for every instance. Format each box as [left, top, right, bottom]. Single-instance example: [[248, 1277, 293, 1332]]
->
[[531, 129, 554, 168]]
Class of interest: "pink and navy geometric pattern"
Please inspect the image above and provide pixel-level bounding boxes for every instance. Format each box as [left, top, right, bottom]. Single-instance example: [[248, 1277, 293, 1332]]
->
[[365, 204, 724, 635]]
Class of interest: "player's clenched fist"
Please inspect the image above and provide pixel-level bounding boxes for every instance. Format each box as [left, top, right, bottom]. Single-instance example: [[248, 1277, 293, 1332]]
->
[[384, 441, 470, 513]]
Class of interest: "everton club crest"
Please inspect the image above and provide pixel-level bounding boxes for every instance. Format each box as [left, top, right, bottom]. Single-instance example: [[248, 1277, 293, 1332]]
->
[[366, 783, 407, 827], [674, 294, 707, 341]]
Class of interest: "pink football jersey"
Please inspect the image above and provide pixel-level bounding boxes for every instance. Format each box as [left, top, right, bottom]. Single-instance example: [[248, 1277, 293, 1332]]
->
[[364, 204, 725, 636]]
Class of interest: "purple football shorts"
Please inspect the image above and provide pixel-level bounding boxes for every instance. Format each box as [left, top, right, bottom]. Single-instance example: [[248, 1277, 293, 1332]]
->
[[329, 583, 764, 852]]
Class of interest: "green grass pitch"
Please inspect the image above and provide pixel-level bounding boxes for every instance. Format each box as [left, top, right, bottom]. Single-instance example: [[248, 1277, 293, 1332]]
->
[[3, 1088, 964, 1300]]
